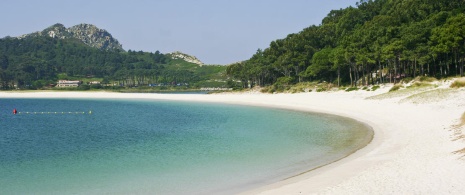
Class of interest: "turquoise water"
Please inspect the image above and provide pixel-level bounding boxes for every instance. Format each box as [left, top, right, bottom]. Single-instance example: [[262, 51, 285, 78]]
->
[[0, 98, 371, 194]]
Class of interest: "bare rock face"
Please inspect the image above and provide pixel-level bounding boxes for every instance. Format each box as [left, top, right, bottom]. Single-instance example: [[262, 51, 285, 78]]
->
[[168, 51, 204, 66], [44, 23, 69, 39], [67, 24, 123, 51], [18, 23, 124, 51]]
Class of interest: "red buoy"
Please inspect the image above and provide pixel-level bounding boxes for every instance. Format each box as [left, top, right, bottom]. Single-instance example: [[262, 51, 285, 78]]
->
[[13, 108, 17, 115]]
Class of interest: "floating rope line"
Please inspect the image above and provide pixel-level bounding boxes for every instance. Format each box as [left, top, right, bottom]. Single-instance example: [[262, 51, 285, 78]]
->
[[17, 111, 92, 115]]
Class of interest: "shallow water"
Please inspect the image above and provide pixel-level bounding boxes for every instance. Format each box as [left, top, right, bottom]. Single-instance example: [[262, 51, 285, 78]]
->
[[0, 98, 371, 194]]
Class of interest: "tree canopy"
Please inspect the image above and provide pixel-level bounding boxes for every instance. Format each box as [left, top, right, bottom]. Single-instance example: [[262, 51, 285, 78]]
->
[[0, 36, 226, 89], [227, 0, 465, 88]]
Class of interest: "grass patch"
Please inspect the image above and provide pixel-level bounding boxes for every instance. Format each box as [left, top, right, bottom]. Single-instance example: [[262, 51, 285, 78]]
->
[[452, 112, 465, 156], [367, 83, 437, 100], [371, 85, 380, 91], [398, 88, 457, 104], [401, 77, 414, 83], [258, 82, 318, 93], [389, 84, 403, 92], [345, 87, 359, 92], [260, 87, 271, 93], [260, 86, 278, 93], [407, 82, 434, 88], [288, 82, 314, 93], [418, 76, 438, 82], [450, 78, 465, 88], [453, 148, 465, 156], [260, 85, 291, 93], [459, 112, 465, 127]]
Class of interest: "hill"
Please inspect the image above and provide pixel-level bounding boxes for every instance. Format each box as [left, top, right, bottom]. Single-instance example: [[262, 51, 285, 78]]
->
[[227, 0, 465, 90], [0, 23, 227, 90], [18, 23, 124, 51]]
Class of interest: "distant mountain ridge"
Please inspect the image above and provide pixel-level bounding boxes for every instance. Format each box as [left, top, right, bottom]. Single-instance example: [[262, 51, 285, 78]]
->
[[14, 23, 208, 65], [17, 23, 124, 51], [0, 23, 227, 90]]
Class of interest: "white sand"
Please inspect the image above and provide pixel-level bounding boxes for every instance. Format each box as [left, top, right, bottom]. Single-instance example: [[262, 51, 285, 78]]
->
[[1, 84, 465, 194]]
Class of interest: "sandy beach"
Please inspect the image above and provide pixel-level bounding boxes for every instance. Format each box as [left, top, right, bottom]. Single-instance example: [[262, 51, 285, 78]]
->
[[1, 81, 465, 194]]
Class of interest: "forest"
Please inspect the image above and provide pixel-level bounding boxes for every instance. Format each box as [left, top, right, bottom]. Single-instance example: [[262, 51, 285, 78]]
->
[[226, 0, 465, 89], [0, 36, 226, 90]]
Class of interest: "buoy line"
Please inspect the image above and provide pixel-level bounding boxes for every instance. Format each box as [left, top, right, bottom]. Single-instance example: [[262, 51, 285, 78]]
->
[[15, 111, 92, 115]]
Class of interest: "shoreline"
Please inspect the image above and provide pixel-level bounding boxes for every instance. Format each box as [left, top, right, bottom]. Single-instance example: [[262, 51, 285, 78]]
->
[[1, 88, 465, 194]]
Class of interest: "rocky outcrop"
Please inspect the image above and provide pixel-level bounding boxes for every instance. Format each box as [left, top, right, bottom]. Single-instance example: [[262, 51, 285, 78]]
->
[[18, 23, 124, 51], [168, 51, 204, 66], [67, 24, 123, 51]]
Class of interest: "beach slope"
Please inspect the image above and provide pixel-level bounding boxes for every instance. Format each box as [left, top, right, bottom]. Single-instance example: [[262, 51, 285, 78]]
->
[[1, 84, 465, 194]]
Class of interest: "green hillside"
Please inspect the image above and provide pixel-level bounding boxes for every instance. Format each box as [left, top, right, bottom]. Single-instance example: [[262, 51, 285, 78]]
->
[[227, 0, 465, 90], [0, 35, 227, 90]]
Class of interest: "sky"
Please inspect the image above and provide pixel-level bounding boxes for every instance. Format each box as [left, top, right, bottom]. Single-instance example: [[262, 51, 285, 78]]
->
[[1, 0, 359, 65]]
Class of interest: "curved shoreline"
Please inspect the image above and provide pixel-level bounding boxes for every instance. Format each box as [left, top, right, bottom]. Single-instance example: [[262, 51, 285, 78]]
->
[[0, 91, 375, 194], [1, 90, 465, 194], [283, 121, 373, 181]]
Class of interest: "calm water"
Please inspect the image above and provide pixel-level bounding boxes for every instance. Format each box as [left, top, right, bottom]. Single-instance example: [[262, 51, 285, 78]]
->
[[0, 98, 371, 194]]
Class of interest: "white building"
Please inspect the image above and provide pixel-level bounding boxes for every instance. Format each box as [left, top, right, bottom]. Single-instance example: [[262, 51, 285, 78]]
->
[[89, 81, 101, 85], [56, 80, 81, 87]]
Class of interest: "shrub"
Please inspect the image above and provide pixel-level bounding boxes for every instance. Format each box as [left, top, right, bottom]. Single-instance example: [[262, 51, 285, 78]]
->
[[418, 76, 437, 82], [272, 77, 293, 92], [260, 88, 269, 93], [316, 88, 327, 92], [226, 80, 241, 89], [450, 78, 465, 88], [260, 86, 277, 93], [345, 87, 359, 92], [389, 84, 403, 92], [90, 84, 103, 89], [402, 77, 414, 83], [275, 77, 293, 86], [289, 87, 305, 93], [408, 82, 432, 88], [77, 84, 90, 90]]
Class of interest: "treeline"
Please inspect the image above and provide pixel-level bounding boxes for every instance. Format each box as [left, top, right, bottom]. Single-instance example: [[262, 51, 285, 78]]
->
[[0, 36, 222, 89], [227, 0, 465, 88]]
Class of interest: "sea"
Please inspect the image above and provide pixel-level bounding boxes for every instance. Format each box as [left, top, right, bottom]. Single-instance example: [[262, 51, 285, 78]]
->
[[0, 98, 372, 194]]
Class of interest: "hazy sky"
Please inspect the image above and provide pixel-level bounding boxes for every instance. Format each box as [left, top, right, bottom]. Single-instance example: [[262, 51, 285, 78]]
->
[[1, 0, 358, 65]]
